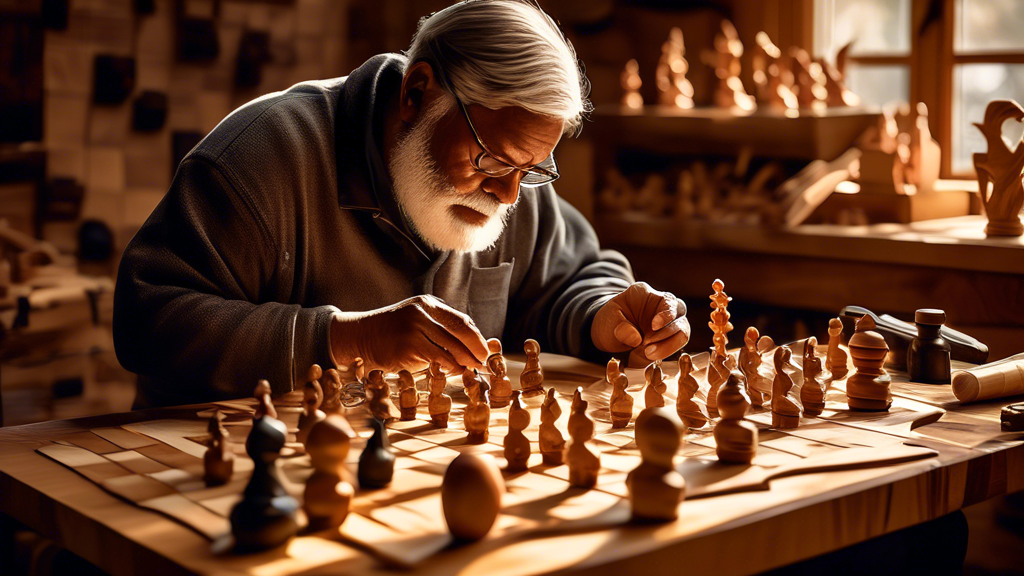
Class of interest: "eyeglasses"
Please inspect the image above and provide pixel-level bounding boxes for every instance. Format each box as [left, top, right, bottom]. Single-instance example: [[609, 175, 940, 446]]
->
[[455, 97, 560, 188]]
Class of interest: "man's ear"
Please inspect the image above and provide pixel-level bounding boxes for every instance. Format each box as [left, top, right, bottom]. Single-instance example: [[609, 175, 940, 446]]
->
[[400, 61, 441, 125]]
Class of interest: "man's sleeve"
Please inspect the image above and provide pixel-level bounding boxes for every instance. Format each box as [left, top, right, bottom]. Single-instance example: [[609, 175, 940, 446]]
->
[[113, 156, 338, 402], [502, 186, 634, 363]]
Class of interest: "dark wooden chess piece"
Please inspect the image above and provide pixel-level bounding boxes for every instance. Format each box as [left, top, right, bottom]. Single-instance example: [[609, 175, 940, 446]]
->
[[908, 309, 952, 384], [357, 417, 395, 489], [229, 415, 299, 550]]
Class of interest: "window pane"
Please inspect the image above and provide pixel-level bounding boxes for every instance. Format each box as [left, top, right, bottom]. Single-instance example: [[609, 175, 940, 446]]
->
[[845, 64, 909, 107], [814, 0, 911, 59], [956, 0, 1024, 52], [952, 64, 1024, 174]]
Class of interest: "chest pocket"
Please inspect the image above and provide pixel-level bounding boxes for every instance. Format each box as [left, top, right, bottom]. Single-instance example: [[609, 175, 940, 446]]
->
[[466, 259, 514, 339]]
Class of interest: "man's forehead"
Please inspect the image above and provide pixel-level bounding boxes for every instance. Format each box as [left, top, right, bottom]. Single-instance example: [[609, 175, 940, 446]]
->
[[465, 103, 564, 166]]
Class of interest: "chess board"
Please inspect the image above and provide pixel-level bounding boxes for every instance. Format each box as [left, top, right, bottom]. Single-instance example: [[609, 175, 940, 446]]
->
[[33, 343, 1014, 572]]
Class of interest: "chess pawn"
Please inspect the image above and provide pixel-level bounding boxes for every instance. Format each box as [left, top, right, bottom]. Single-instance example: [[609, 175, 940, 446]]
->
[[706, 351, 729, 417], [486, 339, 513, 408], [462, 368, 482, 405], [253, 379, 276, 419], [303, 415, 356, 531], [427, 361, 452, 428], [644, 363, 667, 409], [229, 415, 300, 549], [826, 317, 849, 380], [605, 357, 622, 386], [800, 337, 827, 417], [565, 388, 600, 489], [539, 388, 566, 465], [442, 453, 505, 541], [771, 346, 802, 429], [504, 391, 532, 472], [621, 58, 643, 109], [204, 411, 234, 486], [738, 327, 767, 407], [675, 354, 708, 429], [397, 370, 419, 421], [357, 417, 395, 488], [713, 371, 758, 464], [320, 368, 343, 413], [610, 373, 634, 429], [366, 369, 397, 422], [846, 316, 893, 411], [464, 377, 491, 445], [520, 339, 545, 398], [296, 378, 326, 448], [627, 407, 686, 522]]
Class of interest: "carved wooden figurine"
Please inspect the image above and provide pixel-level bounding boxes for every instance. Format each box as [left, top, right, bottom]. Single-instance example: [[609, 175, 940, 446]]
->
[[296, 377, 326, 448], [366, 369, 396, 422], [713, 371, 758, 464], [627, 407, 686, 522], [566, 387, 600, 489], [707, 278, 735, 415], [397, 370, 419, 421], [204, 410, 234, 486], [675, 353, 708, 429], [486, 339, 513, 408], [826, 317, 849, 380], [846, 315, 893, 411], [606, 357, 623, 386], [539, 388, 566, 465], [320, 368, 343, 413], [464, 375, 491, 445], [707, 351, 728, 418], [656, 27, 694, 109], [706, 20, 756, 111], [771, 346, 801, 429], [427, 361, 452, 428], [303, 415, 355, 531], [621, 58, 643, 109], [253, 379, 276, 419], [504, 391, 532, 472], [644, 362, 667, 409], [230, 415, 299, 549], [520, 339, 545, 398], [800, 337, 827, 417], [974, 99, 1024, 237], [610, 373, 634, 429], [738, 326, 769, 407], [751, 31, 797, 111]]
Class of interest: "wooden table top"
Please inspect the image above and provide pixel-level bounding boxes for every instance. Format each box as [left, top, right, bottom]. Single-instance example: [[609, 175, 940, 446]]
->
[[1, 355, 1022, 576]]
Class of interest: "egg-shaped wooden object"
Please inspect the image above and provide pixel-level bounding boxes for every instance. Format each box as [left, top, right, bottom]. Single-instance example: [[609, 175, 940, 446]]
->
[[441, 452, 505, 541]]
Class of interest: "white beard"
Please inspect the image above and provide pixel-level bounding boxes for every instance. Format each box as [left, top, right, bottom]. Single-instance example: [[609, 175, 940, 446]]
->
[[387, 97, 514, 253]]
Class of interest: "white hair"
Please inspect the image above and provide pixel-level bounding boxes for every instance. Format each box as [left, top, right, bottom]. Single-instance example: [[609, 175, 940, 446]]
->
[[406, 0, 591, 135]]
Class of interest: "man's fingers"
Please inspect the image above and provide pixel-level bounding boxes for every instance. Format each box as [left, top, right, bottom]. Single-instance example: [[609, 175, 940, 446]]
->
[[416, 340, 461, 374], [640, 316, 685, 347], [419, 299, 489, 363], [423, 318, 485, 369], [649, 292, 678, 331], [642, 329, 690, 362], [614, 319, 643, 348]]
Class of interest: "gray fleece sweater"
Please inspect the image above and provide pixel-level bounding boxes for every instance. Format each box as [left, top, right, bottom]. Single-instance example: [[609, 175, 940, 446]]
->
[[114, 54, 635, 407]]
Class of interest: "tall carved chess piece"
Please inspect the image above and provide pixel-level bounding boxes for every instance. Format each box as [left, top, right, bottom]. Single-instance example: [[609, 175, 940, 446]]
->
[[606, 357, 623, 386], [465, 375, 491, 445], [627, 407, 686, 522], [974, 100, 1024, 237], [707, 278, 734, 415], [320, 368, 343, 414], [539, 388, 566, 465], [520, 339, 545, 398], [751, 31, 797, 111], [304, 415, 355, 531], [644, 362, 667, 409], [566, 388, 600, 489], [230, 415, 299, 549], [738, 326, 772, 406], [610, 373, 634, 429], [504, 391, 532, 472], [296, 376, 326, 448], [705, 20, 756, 111], [365, 370, 397, 422], [397, 370, 419, 421], [656, 27, 694, 109], [771, 346, 801, 429], [675, 353, 708, 429], [800, 337, 827, 416], [846, 316, 893, 411], [204, 411, 234, 486], [427, 361, 452, 428], [826, 317, 850, 380], [714, 371, 758, 464], [621, 59, 643, 110], [253, 379, 276, 419], [486, 339, 513, 408]]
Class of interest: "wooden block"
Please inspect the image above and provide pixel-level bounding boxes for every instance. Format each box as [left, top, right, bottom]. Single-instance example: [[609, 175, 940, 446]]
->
[[197, 92, 231, 134], [44, 94, 89, 146], [43, 43, 94, 95], [124, 188, 164, 226], [47, 147, 86, 181], [86, 147, 126, 191], [125, 150, 170, 189], [88, 103, 131, 144]]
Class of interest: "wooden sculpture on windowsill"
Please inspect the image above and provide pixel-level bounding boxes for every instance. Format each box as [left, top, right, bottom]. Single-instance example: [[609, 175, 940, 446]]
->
[[656, 27, 694, 110], [974, 99, 1024, 237], [705, 20, 756, 112], [751, 31, 797, 112]]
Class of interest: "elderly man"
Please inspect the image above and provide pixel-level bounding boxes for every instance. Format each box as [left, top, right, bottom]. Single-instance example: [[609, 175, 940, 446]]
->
[[114, 0, 689, 407]]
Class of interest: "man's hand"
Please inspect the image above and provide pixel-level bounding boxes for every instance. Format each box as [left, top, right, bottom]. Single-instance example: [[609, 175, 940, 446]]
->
[[331, 295, 489, 373], [592, 282, 690, 366]]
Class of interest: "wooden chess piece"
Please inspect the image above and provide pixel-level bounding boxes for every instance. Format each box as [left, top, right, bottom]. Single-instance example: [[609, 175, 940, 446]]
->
[[305, 363, 323, 396], [705, 19, 756, 111], [462, 367, 482, 405], [539, 388, 566, 465], [320, 368, 343, 413], [464, 375, 491, 445], [738, 326, 768, 407], [713, 371, 758, 464], [610, 373, 634, 429], [504, 391, 531, 473], [621, 58, 643, 110], [656, 27, 695, 109], [427, 361, 452, 428], [229, 415, 299, 549], [296, 377, 326, 448], [826, 317, 849, 380], [628, 407, 685, 522], [908, 309, 952, 384], [771, 346, 801, 429], [357, 417, 395, 488], [846, 316, 893, 411], [486, 339, 513, 408], [253, 379, 276, 419], [973, 100, 1024, 237], [800, 337, 827, 417], [675, 353, 708, 429], [441, 453, 504, 541], [706, 351, 728, 417], [751, 31, 797, 111], [397, 369, 419, 421], [366, 369, 396, 422], [566, 388, 600, 489], [204, 410, 234, 486], [817, 42, 859, 107], [644, 362, 667, 409], [788, 46, 827, 110], [303, 415, 355, 531], [606, 357, 622, 386], [520, 339, 545, 398]]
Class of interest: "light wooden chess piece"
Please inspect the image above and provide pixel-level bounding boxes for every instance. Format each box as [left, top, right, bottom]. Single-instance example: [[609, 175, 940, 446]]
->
[[442, 453, 504, 541], [738, 327, 768, 407], [656, 27, 694, 109], [800, 337, 827, 417], [675, 353, 708, 429], [826, 317, 850, 380], [973, 99, 1024, 237], [539, 388, 566, 465], [707, 352, 728, 418], [627, 407, 686, 522], [462, 367, 481, 404], [303, 415, 355, 531], [427, 361, 452, 428], [644, 362, 667, 408], [365, 369, 396, 422], [621, 58, 643, 110], [846, 316, 893, 411], [397, 370, 419, 421], [610, 373, 634, 429], [566, 387, 600, 489], [520, 339, 545, 398], [751, 31, 797, 111], [713, 371, 758, 464], [705, 19, 756, 111], [296, 377, 326, 448], [253, 379, 277, 419], [204, 410, 234, 486], [486, 339, 513, 408], [320, 368, 343, 414], [504, 391, 532, 473], [771, 346, 801, 429], [464, 375, 491, 445], [707, 278, 735, 416], [606, 357, 622, 386]]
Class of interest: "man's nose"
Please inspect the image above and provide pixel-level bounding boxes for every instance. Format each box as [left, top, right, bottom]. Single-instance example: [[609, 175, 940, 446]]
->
[[483, 172, 522, 205]]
